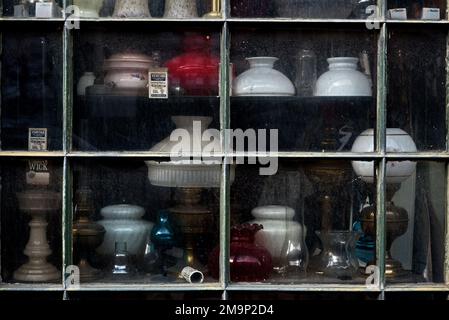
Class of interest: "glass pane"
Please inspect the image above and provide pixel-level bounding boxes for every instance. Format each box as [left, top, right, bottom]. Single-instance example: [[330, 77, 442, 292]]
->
[[0, 158, 63, 284], [230, 26, 377, 152], [1, 26, 63, 151], [387, 0, 446, 20], [73, 25, 221, 151], [383, 161, 446, 284], [230, 0, 378, 19], [72, 159, 220, 284], [228, 159, 377, 284], [387, 26, 446, 152], [92, 1, 212, 19], [2, 0, 64, 18]]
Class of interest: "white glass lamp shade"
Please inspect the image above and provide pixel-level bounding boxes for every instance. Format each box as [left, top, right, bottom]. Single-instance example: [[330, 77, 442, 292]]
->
[[145, 116, 234, 188], [233, 57, 295, 96], [351, 128, 417, 183], [248, 205, 306, 261], [314, 57, 372, 97]]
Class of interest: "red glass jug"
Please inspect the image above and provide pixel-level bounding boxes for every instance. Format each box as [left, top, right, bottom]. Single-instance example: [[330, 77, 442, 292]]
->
[[165, 33, 219, 96], [209, 224, 273, 282]]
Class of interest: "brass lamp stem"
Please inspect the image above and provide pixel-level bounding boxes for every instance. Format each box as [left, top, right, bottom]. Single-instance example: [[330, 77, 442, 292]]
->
[[203, 0, 221, 18]]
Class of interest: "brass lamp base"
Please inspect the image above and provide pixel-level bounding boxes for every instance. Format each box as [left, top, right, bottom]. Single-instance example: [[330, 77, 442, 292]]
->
[[203, 0, 221, 18], [385, 257, 409, 278], [170, 188, 214, 270], [203, 11, 221, 18], [78, 258, 102, 282]]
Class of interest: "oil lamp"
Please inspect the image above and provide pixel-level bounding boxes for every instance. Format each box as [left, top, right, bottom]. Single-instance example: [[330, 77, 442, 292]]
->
[[146, 116, 234, 271], [203, 0, 222, 18], [352, 128, 417, 278], [72, 187, 105, 282], [14, 190, 61, 282]]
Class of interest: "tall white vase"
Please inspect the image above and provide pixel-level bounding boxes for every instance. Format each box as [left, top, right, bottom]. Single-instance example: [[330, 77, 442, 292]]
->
[[163, 0, 198, 18], [113, 0, 151, 18]]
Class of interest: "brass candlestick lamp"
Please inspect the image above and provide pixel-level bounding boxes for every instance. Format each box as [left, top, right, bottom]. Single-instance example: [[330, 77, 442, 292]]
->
[[203, 0, 221, 18], [72, 187, 105, 282], [304, 117, 351, 231]]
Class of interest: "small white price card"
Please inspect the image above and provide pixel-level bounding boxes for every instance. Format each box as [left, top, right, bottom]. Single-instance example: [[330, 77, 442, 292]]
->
[[28, 128, 48, 151], [149, 68, 168, 99]]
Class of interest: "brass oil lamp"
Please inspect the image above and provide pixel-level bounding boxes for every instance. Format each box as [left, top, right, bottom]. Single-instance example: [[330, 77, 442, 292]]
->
[[359, 184, 409, 278], [169, 188, 215, 269], [203, 0, 221, 18], [72, 187, 105, 282]]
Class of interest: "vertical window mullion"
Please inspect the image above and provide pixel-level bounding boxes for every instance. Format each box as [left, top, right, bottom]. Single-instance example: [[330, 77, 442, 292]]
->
[[220, 21, 231, 289], [62, 9, 73, 292], [376, 22, 388, 292]]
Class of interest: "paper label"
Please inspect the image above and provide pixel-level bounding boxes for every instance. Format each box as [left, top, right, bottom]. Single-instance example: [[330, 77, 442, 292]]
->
[[28, 128, 48, 151], [26, 160, 50, 186], [149, 68, 168, 99], [421, 8, 440, 20], [35, 2, 55, 18]]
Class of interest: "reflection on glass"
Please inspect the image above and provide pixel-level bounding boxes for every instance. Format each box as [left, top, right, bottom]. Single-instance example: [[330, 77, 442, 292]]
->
[[231, 160, 374, 284], [385, 161, 446, 284], [73, 28, 220, 151], [1, 159, 62, 284], [388, 0, 445, 20], [230, 27, 377, 151], [231, 0, 378, 19], [388, 27, 446, 151], [73, 160, 219, 284], [1, 31, 63, 150]]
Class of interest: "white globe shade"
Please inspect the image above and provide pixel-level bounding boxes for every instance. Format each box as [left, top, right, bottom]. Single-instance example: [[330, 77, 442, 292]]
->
[[351, 128, 417, 184]]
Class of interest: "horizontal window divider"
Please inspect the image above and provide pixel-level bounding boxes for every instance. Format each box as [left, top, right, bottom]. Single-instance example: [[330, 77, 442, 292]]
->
[[65, 283, 225, 292], [384, 284, 449, 292], [0, 151, 446, 160], [225, 284, 380, 292], [73, 18, 225, 23], [66, 151, 226, 158], [226, 18, 385, 25], [0, 284, 64, 291], [386, 19, 449, 25], [385, 152, 449, 159], [0, 151, 66, 158], [226, 152, 383, 159], [0, 17, 65, 22]]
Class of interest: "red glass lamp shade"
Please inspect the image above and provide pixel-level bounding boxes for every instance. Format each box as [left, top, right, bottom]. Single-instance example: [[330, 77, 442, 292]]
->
[[165, 34, 220, 96], [208, 224, 273, 282]]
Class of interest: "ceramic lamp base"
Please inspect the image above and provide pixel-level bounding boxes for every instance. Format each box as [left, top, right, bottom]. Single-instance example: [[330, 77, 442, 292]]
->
[[14, 263, 60, 283]]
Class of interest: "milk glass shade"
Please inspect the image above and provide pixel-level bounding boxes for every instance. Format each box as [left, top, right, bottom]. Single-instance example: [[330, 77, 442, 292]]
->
[[351, 128, 417, 183]]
